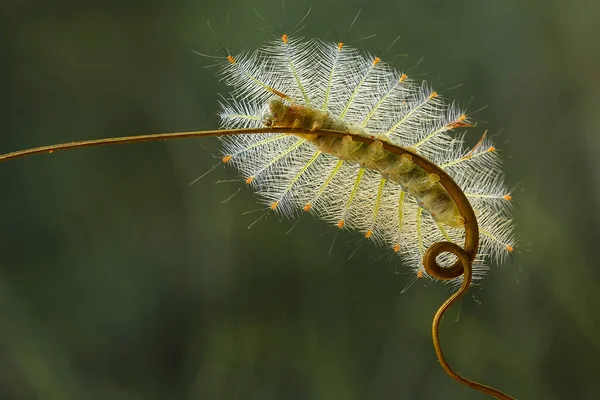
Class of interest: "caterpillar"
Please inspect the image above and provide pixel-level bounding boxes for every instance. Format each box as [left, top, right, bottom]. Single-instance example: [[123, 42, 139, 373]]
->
[[0, 17, 517, 399], [217, 34, 515, 284]]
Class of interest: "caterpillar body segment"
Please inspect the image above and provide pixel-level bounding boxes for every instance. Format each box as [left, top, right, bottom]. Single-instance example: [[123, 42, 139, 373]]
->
[[261, 99, 463, 228], [217, 35, 514, 283]]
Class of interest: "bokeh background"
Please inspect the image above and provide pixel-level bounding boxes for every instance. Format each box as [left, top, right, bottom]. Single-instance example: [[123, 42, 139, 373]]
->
[[2, 0, 600, 399]]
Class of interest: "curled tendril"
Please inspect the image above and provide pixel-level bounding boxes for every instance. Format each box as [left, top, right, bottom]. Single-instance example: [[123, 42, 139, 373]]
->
[[425, 242, 515, 400], [0, 127, 514, 399]]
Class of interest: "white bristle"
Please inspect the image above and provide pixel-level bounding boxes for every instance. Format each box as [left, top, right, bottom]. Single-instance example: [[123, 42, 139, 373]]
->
[[216, 34, 514, 285]]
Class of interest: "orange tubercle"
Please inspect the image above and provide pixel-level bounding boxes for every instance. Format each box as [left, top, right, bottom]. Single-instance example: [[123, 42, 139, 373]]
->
[[303, 204, 311, 212], [270, 201, 279, 210], [400, 74, 407, 82], [393, 243, 400, 253], [227, 55, 236, 64], [365, 230, 373, 239], [503, 194, 512, 201], [245, 176, 254, 184], [337, 42, 344, 50], [488, 146, 496, 152], [507, 245, 514, 253], [336, 219, 345, 229], [417, 269, 423, 278], [48, 150, 54, 154], [373, 57, 380, 66], [282, 34, 288, 44], [222, 155, 232, 163], [429, 91, 438, 99]]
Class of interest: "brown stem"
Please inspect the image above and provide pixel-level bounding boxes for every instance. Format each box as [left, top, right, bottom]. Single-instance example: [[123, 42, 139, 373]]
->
[[0, 127, 514, 399], [424, 242, 516, 400]]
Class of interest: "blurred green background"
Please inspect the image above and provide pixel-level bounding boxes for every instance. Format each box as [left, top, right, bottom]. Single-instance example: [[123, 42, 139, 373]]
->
[[2, 0, 599, 399]]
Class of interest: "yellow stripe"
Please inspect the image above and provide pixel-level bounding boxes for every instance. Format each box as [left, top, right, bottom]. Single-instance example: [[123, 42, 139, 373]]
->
[[232, 134, 288, 157], [361, 74, 406, 127], [345, 168, 365, 210], [254, 139, 306, 177], [465, 193, 504, 199], [441, 150, 489, 169], [414, 125, 448, 148], [225, 114, 262, 121], [284, 46, 310, 105], [283, 151, 321, 194], [322, 45, 342, 111], [386, 94, 435, 135], [372, 178, 386, 222], [340, 63, 376, 118], [436, 221, 451, 242], [416, 207, 424, 257], [310, 159, 344, 204]]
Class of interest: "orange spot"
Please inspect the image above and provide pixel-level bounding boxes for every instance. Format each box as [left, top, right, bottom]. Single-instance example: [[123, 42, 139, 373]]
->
[[270, 201, 278, 210], [365, 230, 373, 239], [503, 194, 512, 201], [245, 176, 254, 184], [507, 245, 514, 253], [429, 91, 438, 99], [336, 219, 345, 229], [227, 55, 236, 64], [488, 146, 496, 152], [373, 57, 380, 66], [393, 243, 400, 253], [303, 204, 311, 212], [48, 150, 54, 154], [400, 74, 407, 82], [337, 42, 344, 50], [222, 155, 232, 163], [282, 34, 288, 44], [417, 269, 423, 278]]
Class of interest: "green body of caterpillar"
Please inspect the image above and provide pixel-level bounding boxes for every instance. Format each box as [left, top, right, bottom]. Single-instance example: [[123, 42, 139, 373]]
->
[[262, 99, 464, 228]]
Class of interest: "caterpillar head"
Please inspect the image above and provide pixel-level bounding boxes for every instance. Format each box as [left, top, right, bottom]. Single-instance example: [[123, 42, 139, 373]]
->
[[261, 99, 287, 127]]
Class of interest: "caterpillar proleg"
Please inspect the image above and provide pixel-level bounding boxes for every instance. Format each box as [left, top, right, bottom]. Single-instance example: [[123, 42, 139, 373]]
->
[[218, 34, 515, 285]]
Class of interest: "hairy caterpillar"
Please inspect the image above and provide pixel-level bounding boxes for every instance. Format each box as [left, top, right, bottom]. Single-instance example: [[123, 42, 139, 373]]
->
[[0, 15, 517, 400], [217, 34, 515, 284]]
